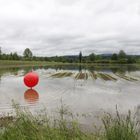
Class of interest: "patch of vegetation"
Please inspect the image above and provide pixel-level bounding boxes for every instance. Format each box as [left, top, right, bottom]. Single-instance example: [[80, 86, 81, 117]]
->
[[115, 73, 138, 82], [97, 73, 113, 81], [51, 72, 73, 78], [103, 73, 117, 81], [0, 103, 96, 140], [0, 103, 139, 140], [90, 72, 97, 80], [102, 107, 139, 140], [75, 72, 88, 80], [51, 71, 139, 82]]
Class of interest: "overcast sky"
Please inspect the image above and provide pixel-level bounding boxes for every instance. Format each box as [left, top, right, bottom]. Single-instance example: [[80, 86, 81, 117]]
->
[[0, 0, 140, 56]]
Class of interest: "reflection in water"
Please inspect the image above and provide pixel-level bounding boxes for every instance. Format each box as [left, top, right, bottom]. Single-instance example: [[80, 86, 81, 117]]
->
[[24, 89, 39, 104], [79, 64, 82, 72], [0, 64, 140, 78]]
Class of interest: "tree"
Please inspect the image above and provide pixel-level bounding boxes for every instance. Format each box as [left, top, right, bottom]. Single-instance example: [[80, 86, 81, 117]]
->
[[127, 56, 136, 64], [12, 52, 19, 60], [79, 51, 82, 63], [23, 48, 33, 60], [111, 53, 118, 60], [88, 53, 96, 62], [118, 50, 126, 59]]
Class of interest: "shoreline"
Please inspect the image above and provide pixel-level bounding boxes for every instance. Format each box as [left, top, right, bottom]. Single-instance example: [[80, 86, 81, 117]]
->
[[0, 60, 140, 69], [0, 104, 139, 140]]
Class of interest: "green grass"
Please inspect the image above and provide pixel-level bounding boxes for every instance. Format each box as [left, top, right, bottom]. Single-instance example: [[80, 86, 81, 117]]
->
[[0, 60, 73, 68], [102, 108, 139, 140], [1, 60, 140, 69], [0, 103, 139, 140], [0, 103, 96, 140]]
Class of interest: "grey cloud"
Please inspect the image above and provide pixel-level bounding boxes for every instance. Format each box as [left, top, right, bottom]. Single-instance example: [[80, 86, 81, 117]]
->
[[0, 0, 140, 56]]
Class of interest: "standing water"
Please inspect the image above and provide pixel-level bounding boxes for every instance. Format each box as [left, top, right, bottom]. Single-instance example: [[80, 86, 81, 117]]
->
[[0, 65, 140, 126]]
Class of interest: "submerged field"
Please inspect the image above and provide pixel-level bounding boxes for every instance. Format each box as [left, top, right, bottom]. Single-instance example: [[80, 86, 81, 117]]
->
[[0, 64, 140, 139], [50, 71, 138, 82]]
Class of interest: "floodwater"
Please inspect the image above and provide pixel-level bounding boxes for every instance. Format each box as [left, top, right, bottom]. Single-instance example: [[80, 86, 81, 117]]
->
[[0, 64, 140, 126]]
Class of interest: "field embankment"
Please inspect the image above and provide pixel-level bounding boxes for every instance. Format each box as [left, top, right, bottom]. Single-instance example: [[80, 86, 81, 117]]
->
[[0, 60, 74, 68], [1, 60, 140, 68]]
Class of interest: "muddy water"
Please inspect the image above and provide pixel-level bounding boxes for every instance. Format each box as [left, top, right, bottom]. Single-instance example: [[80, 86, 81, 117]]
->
[[0, 65, 140, 127]]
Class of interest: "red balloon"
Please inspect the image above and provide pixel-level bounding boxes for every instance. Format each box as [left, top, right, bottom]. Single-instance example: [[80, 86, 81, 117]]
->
[[24, 72, 39, 88]]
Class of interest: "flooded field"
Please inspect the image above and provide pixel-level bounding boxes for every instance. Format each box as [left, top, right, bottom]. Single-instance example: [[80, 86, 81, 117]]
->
[[0, 64, 140, 126]]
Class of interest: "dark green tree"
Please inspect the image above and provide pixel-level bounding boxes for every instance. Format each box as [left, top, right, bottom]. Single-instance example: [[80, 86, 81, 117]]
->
[[127, 56, 136, 64], [118, 50, 126, 59], [111, 53, 118, 60], [23, 48, 33, 60], [96, 55, 102, 60], [12, 52, 19, 60], [89, 53, 96, 62], [79, 51, 82, 63]]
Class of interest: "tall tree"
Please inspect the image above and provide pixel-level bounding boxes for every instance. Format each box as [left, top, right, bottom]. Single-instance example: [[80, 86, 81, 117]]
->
[[23, 48, 33, 60], [118, 50, 126, 59], [79, 51, 82, 63], [89, 53, 96, 62]]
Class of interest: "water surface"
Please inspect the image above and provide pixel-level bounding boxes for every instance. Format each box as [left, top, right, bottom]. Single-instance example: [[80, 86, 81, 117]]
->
[[0, 65, 140, 126]]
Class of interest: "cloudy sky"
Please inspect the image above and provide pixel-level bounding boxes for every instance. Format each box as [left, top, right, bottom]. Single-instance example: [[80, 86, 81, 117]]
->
[[0, 0, 140, 56]]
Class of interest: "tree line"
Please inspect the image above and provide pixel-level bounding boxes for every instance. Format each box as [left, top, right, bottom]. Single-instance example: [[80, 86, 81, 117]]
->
[[82, 50, 136, 64], [0, 48, 33, 61], [0, 47, 137, 64]]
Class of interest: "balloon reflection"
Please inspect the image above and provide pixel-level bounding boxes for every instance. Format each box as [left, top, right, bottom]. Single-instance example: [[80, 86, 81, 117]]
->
[[24, 89, 39, 104]]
